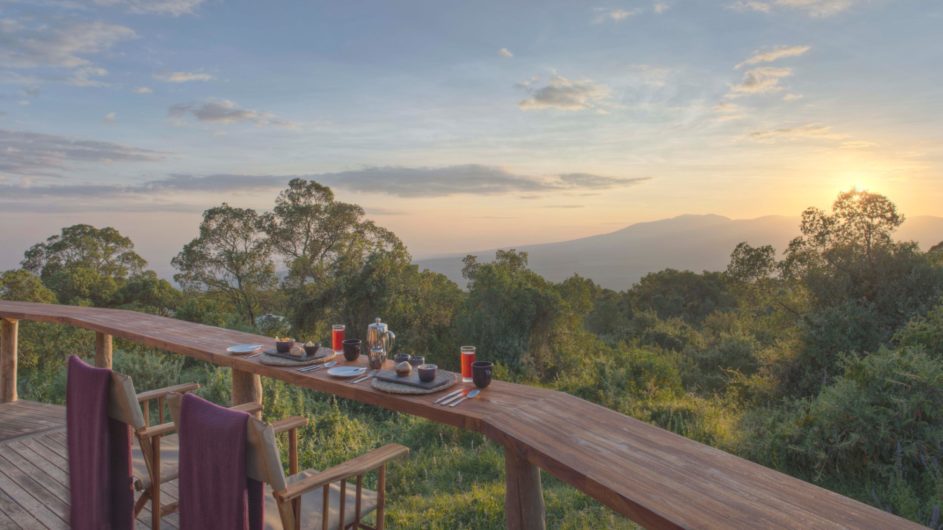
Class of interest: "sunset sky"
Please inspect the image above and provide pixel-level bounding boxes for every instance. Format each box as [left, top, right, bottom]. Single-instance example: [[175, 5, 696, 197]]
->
[[1, 0, 941, 276]]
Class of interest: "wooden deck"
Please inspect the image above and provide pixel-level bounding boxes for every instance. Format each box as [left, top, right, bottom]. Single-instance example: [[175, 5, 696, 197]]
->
[[0, 400, 183, 529]]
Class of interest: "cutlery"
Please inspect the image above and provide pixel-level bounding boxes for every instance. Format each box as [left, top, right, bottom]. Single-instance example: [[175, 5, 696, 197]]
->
[[434, 389, 465, 405], [297, 360, 337, 373], [351, 370, 377, 384], [246, 352, 262, 359], [449, 389, 480, 407], [439, 388, 472, 406]]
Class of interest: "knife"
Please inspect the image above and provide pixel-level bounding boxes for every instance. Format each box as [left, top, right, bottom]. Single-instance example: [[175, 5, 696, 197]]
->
[[439, 388, 472, 406], [449, 389, 480, 407], [434, 388, 465, 405], [351, 370, 377, 384]]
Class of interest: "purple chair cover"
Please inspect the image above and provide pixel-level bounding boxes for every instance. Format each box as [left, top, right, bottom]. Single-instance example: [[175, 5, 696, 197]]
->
[[66, 355, 135, 530], [178, 393, 263, 530]]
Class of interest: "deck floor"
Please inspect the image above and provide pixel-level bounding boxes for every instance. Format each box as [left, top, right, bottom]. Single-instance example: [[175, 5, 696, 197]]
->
[[0, 400, 181, 529]]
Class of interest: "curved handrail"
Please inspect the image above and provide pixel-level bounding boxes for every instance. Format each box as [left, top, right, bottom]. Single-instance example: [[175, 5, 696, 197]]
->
[[0, 301, 923, 530]]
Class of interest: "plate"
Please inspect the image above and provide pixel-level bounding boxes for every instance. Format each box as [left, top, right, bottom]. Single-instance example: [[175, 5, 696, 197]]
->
[[227, 343, 263, 355], [326, 366, 367, 378]]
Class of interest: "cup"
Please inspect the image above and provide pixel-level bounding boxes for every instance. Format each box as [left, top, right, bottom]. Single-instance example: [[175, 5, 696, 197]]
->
[[460, 346, 476, 383], [408, 355, 424, 367], [276, 339, 294, 354], [394, 352, 411, 364], [342, 339, 361, 362], [368, 346, 386, 370], [418, 364, 437, 383], [331, 324, 346, 354], [472, 361, 493, 389]]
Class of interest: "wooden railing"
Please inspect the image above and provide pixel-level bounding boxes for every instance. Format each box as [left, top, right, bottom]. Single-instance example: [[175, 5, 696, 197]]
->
[[0, 301, 926, 530]]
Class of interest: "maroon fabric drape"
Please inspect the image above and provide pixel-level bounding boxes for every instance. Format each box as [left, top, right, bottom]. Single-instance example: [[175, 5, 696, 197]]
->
[[178, 393, 263, 530], [66, 355, 135, 530]]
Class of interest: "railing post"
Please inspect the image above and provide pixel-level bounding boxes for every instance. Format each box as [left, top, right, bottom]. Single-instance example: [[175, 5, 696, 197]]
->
[[504, 445, 546, 530], [95, 332, 113, 368], [1, 318, 18, 403], [232, 368, 262, 418]]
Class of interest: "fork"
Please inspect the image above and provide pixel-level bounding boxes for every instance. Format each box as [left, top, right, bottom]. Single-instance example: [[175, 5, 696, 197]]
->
[[351, 370, 377, 384]]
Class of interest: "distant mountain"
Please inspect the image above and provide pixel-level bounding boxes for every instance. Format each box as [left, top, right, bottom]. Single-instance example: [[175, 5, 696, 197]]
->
[[416, 214, 943, 291]]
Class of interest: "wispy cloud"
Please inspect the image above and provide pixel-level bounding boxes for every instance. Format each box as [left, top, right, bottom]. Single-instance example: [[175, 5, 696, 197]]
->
[[731, 0, 855, 17], [594, 8, 639, 23], [92, 0, 206, 16], [518, 74, 612, 112], [133, 86, 153, 94], [728, 66, 793, 96], [103, 111, 116, 124], [498, 48, 513, 58], [736, 45, 811, 68], [0, 129, 164, 179], [653, 2, 670, 14], [749, 123, 878, 150], [168, 99, 296, 128], [154, 71, 214, 83]]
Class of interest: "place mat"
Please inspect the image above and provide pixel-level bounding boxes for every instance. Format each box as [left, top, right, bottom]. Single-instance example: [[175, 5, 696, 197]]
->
[[263, 345, 329, 362], [371, 371, 457, 395], [260, 350, 335, 367]]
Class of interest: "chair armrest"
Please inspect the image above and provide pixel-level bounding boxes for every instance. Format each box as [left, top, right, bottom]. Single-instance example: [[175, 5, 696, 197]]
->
[[275, 444, 409, 502], [271, 416, 307, 434], [138, 421, 176, 438], [230, 402, 263, 415], [137, 382, 200, 403]]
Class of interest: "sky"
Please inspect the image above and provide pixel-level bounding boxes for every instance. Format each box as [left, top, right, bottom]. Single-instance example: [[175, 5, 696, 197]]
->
[[1, 0, 942, 276]]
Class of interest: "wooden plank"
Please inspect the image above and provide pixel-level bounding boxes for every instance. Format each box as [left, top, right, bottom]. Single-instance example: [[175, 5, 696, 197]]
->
[[0, 301, 926, 530], [1, 318, 17, 403], [0, 459, 68, 529], [504, 445, 546, 530], [0, 486, 47, 530]]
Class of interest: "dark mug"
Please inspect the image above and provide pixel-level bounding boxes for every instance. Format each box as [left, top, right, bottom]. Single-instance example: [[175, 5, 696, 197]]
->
[[394, 352, 411, 364], [408, 355, 425, 367], [472, 361, 493, 389], [342, 339, 361, 362], [418, 364, 437, 383]]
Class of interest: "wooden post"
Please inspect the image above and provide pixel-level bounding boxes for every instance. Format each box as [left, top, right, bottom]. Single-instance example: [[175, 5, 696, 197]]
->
[[1, 318, 17, 403], [231, 368, 262, 418], [95, 332, 113, 368], [504, 445, 546, 530]]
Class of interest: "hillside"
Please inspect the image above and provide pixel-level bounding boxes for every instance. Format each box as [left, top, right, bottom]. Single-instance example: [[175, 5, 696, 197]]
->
[[417, 214, 943, 290]]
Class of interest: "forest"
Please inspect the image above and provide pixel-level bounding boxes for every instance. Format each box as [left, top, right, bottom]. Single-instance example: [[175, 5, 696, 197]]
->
[[2, 181, 941, 529]]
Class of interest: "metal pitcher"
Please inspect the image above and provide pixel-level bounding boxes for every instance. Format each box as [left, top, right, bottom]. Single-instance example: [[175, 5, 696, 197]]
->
[[366, 317, 395, 354]]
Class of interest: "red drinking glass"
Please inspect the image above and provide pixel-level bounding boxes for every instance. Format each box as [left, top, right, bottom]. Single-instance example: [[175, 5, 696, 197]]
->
[[460, 345, 476, 383], [332, 324, 345, 353]]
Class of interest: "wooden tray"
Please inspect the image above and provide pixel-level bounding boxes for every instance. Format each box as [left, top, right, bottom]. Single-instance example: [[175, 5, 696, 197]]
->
[[260, 350, 335, 367], [264, 345, 329, 362], [371, 372, 458, 395]]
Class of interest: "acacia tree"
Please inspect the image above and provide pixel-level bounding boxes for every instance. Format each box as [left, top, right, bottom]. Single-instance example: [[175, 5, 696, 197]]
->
[[262, 178, 412, 336], [173, 204, 276, 327], [21, 224, 147, 306]]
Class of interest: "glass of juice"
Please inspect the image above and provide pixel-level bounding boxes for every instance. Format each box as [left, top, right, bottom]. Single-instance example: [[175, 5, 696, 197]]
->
[[332, 324, 345, 354], [460, 345, 476, 383]]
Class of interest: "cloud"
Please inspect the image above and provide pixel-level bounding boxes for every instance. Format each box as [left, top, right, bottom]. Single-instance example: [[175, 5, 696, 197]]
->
[[594, 8, 638, 22], [0, 19, 135, 78], [748, 123, 845, 142], [67, 66, 109, 87], [713, 102, 745, 121], [653, 2, 670, 13], [736, 45, 811, 68], [498, 48, 513, 58], [154, 71, 214, 83], [782, 93, 803, 102], [728, 66, 793, 96], [103, 112, 116, 124], [518, 74, 612, 112], [168, 99, 296, 127], [0, 129, 164, 179], [133, 86, 153, 94], [90, 0, 205, 16], [731, 0, 855, 17]]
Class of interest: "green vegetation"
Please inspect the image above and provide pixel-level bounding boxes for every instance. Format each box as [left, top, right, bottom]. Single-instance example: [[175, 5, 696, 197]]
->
[[2, 186, 941, 529]]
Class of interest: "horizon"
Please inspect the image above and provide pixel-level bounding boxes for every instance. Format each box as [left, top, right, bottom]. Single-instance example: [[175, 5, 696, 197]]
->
[[2, 0, 942, 274]]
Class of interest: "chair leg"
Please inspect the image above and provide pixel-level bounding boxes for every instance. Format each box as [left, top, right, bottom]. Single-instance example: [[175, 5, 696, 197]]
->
[[151, 434, 162, 529], [376, 466, 386, 530]]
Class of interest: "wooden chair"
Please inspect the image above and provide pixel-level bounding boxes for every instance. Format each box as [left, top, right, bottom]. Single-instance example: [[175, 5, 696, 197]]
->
[[167, 393, 409, 530], [106, 372, 262, 529]]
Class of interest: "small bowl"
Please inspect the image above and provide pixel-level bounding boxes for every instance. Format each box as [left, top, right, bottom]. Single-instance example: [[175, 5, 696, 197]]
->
[[303, 343, 320, 357], [418, 363, 437, 383], [394, 352, 411, 364], [275, 339, 295, 354], [395, 361, 412, 377], [408, 355, 425, 367]]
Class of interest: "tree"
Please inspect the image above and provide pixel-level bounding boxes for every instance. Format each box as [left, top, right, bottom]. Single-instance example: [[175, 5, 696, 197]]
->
[[0, 270, 57, 303], [262, 178, 412, 336], [21, 224, 146, 306], [172, 204, 276, 327]]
